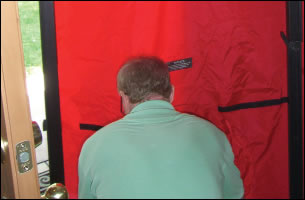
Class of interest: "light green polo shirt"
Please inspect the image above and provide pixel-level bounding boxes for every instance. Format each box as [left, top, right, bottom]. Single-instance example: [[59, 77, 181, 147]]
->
[[78, 100, 244, 199]]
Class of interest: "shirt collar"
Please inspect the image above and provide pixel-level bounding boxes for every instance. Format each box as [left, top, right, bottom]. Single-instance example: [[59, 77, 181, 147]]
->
[[130, 100, 175, 114]]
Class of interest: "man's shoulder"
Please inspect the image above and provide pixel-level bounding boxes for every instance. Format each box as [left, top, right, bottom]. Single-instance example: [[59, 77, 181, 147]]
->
[[87, 119, 125, 140], [178, 112, 226, 138], [81, 119, 126, 149], [179, 112, 218, 128]]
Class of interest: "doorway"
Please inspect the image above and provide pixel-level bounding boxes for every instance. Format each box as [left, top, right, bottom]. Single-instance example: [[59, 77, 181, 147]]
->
[[17, 1, 50, 194]]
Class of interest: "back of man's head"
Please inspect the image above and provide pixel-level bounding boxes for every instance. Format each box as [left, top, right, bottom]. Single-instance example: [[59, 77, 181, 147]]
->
[[117, 56, 172, 104]]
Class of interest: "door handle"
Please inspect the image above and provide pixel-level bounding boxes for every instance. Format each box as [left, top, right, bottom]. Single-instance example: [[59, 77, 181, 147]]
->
[[32, 121, 42, 148], [41, 183, 69, 199]]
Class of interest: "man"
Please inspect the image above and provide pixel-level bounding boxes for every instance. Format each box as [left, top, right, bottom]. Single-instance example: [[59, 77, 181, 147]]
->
[[78, 56, 244, 199]]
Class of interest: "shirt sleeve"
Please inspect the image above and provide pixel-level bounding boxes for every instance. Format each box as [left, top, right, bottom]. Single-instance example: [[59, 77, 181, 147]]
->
[[222, 139, 244, 199], [78, 142, 96, 199]]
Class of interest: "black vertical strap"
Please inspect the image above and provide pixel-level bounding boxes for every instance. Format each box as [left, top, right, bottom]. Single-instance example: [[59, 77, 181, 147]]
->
[[286, 1, 303, 199], [39, 2, 65, 185]]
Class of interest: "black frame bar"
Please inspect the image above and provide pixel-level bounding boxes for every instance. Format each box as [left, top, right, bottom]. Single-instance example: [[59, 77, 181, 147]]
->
[[286, 1, 304, 199], [218, 97, 288, 112], [39, 1, 65, 185], [80, 124, 104, 131]]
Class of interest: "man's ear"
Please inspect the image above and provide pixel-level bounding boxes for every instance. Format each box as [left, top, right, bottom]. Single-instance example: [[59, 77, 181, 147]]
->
[[170, 85, 175, 103], [120, 91, 129, 104], [119, 91, 132, 114], [119, 91, 125, 99]]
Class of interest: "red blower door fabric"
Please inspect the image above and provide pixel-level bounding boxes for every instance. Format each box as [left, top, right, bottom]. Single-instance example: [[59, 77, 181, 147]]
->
[[54, 2, 293, 198]]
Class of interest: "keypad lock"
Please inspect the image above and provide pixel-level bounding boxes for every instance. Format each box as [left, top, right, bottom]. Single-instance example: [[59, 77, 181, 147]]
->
[[16, 141, 33, 173]]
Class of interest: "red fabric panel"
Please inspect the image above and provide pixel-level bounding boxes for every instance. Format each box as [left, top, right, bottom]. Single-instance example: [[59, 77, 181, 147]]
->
[[54, 2, 289, 198]]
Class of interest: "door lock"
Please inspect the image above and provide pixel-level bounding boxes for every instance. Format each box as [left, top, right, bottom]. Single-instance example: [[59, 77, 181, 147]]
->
[[16, 141, 33, 173]]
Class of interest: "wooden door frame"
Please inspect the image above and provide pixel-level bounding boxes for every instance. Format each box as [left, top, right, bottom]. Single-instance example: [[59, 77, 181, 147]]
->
[[1, 1, 40, 199]]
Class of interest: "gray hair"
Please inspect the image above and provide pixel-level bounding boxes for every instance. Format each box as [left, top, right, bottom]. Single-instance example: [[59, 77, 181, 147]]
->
[[117, 56, 172, 104]]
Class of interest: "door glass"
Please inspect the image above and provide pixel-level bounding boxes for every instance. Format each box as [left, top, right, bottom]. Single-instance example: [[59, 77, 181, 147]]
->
[[18, 1, 50, 195]]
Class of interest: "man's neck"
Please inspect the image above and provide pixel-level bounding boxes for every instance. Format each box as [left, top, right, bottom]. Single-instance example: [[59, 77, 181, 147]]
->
[[127, 95, 169, 114], [143, 94, 169, 102]]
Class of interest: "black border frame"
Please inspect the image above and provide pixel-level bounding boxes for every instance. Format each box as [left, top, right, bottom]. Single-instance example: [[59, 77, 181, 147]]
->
[[286, 1, 304, 199], [39, 1, 65, 185]]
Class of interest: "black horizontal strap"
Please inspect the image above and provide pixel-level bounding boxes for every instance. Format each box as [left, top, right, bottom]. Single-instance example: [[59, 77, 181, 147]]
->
[[80, 123, 103, 131], [218, 97, 289, 112]]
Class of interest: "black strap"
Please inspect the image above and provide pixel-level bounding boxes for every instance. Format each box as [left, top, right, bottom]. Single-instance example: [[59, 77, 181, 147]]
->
[[218, 97, 289, 112], [80, 124, 103, 131], [82, 98, 289, 129]]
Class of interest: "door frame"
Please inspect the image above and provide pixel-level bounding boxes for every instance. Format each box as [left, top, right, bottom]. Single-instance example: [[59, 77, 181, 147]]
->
[[1, 1, 40, 198]]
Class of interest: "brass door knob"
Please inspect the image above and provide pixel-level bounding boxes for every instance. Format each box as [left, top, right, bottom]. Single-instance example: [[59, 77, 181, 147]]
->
[[41, 183, 69, 199]]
